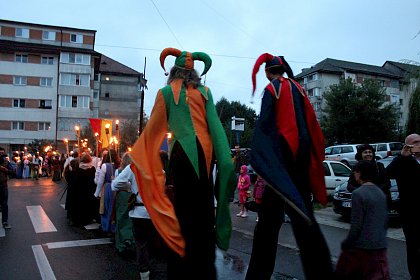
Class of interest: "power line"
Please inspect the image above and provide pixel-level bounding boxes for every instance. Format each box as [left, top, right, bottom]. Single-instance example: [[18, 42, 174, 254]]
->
[[149, 0, 183, 49], [95, 44, 315, 65]]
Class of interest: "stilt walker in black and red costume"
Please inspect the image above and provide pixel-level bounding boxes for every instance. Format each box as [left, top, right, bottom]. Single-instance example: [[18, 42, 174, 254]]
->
[[245, 53, 334, 280]]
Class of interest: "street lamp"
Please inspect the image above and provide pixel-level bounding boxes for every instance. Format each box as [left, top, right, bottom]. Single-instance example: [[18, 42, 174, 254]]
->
[[74, 125, 80, 157]]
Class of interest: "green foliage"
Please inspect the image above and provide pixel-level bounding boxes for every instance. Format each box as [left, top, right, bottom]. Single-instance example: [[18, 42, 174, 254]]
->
[[26, 139, 54, 155], [405, 85, 420, 134], [321, 78, 399, 145], [215, 97, 257, 148], [119, 119, 141, 153]]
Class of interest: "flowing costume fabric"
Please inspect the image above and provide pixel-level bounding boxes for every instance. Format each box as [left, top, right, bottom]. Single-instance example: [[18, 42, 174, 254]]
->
[[246, 78, 333, 280], [130, 79, 236, 279]]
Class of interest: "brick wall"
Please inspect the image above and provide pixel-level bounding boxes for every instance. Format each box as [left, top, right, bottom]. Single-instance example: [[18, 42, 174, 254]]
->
[[25, 122, 38, 131], [0, 75, 13, 84], [0, 121, 11, 130], [1, 26, 14, 36], [30, 29, 42, 40]]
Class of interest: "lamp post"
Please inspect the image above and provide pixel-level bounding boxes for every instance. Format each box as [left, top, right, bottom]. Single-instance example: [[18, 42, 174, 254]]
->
[[74, 125, 80, 157]]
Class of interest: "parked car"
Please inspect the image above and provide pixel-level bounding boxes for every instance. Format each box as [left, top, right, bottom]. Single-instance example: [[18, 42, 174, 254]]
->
[[323, 160, 352, 196], [332, 157, 400, 219], [248, 160, 351, 196], [324, 144, 361, 167], [370, 142, 404, 159]]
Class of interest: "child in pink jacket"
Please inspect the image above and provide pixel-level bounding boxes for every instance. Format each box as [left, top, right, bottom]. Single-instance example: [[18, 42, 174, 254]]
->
[[236, 165, 251, 218]]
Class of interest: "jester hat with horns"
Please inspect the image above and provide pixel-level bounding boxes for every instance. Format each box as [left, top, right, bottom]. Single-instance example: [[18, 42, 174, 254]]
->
[[251, 53, 294, 96], [160, 47, 212, 76]]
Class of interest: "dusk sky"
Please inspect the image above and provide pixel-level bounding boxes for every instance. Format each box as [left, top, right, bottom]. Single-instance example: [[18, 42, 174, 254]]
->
[[2, 0, 419, 116]]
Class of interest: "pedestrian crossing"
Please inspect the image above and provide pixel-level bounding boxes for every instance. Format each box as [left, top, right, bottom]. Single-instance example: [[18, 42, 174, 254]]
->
[[26, 205, 57, 233]]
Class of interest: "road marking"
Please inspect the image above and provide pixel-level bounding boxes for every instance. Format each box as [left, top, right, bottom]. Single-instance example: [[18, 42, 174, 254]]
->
[[45, 238, 112, 249], [26, 206, 57, 233], [84, 223, 100, 230], [32, 245, 56, 280]]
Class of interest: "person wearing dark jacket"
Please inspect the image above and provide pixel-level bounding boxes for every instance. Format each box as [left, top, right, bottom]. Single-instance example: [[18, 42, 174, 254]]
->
[[347, 144, 391, 206], [335, 160, 390, 279], [0, 154, 12, 229], [386, 133, 420, 280]]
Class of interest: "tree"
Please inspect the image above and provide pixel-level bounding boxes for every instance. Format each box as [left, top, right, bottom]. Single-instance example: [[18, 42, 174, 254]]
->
[[405, 85, 420, 134], [215, 97, 257, 148], [321, 78, 399, 145], [26, 139, 54, 155], [119, 119, 141, 153]]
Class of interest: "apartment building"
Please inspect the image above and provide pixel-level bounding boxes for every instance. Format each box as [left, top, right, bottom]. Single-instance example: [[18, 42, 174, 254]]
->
[[0, 19, 145, 155], [0, 19, 99, 153], [295, 58, 419, 132], [93, 54, 145, 122]]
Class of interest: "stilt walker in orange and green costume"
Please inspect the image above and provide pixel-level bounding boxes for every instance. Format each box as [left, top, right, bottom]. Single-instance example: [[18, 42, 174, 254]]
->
[[129, 48, 236, 279]]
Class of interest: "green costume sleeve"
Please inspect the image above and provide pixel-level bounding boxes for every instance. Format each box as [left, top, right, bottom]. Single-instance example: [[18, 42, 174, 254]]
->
[[205, 89, 237, 250]]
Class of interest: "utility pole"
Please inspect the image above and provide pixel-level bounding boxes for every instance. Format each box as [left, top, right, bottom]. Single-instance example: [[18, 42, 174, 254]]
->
[[138, 57, 147, 136]]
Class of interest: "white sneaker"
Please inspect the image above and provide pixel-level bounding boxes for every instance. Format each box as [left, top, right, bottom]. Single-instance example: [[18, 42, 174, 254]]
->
[[256, 217, 259, 222], [236, 211, 244, 217], [240, 212, 248, 218]]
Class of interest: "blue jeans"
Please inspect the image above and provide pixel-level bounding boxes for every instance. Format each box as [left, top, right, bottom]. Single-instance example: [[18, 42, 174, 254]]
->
[[0, 187, 8, 223]]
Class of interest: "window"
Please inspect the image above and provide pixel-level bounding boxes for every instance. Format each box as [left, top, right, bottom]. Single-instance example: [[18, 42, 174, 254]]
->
[[12, 121, 24, 130], [15, 54, 28, 63], [341, 146, 354, 153], [15, 28, 29, 38], [314, 87, 320, 97], [70, 33, 83, 43], [39, 99, 52, 108], [41, 56, 54, 65], [42, 31, 55, 41], [308, 73, 319, 82], [391, 95, 399, 104], [105, 92, 110, 98], [60, 53, 90, 65], [331, 162, 351, 177], [377, 144, 386, 152], [60, 73, 90, 86], [13, 99, 26, 108], [93, 90, 99, 99], [38, 122, 51, 131], [323, 162, 331, 176], [77, 96, 89, 108], [13, 76, 27, 85], [59, 95, 89, 108], [40, 77, 53, 87]]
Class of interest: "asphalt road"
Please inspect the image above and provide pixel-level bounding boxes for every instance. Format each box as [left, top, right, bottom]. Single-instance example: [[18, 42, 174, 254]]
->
[[0, 177, 410, 280]]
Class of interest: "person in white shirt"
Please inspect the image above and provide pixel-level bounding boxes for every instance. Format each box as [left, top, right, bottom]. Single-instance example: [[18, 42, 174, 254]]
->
[[111, 164, 153, 280]]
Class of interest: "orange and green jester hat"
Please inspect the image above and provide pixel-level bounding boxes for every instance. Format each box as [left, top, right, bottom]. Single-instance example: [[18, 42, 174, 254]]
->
[[129, 47, 236, 257]]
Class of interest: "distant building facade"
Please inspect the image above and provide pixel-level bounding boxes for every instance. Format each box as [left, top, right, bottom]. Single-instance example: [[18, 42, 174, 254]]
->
[[295, 58, 419, 134], [0, 19, 144, 155]]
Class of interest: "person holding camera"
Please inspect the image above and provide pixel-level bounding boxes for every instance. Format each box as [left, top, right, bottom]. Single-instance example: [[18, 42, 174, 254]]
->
[[386, 133, 420, 280]]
